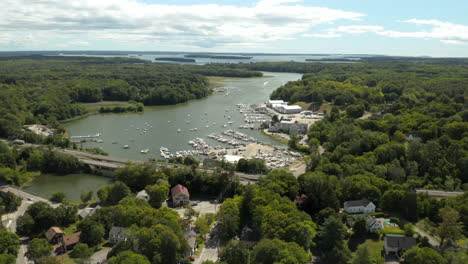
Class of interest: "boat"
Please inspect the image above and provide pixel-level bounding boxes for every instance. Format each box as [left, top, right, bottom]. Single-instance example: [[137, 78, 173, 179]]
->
[[123, 145, 129, 149], [97, 139, 104, 143], [205, 125, 209, 128], [223, 124, 227, 127], [112, 141, 118, 144], [193, 128, 198, 131], [177, 129, 181, 133], [140, 149, 150, 154], [228, 121, 234, 124]]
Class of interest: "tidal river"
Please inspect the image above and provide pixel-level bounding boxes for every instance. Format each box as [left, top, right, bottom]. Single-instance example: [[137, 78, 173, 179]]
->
[[26, 72, 302, 201], [64, 71, 302, 160]]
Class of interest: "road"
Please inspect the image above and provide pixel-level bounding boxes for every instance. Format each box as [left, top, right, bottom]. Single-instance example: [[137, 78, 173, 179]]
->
[[195, 226, 220, 264], [0, 186, 60, 264]]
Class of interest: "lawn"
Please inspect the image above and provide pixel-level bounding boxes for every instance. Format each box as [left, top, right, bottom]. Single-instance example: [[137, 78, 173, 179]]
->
[[382, 222, 405, 235], [80, 101, 134, 113], [360, 239, 384, 263], [62, 223, 78, 235]]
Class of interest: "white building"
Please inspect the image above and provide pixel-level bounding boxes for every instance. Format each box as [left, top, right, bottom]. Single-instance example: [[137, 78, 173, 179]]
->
[[223, 155, 243, 163], [274, 105, 303, 114], [267, 100, 286, 107], [136, 190, 150, 201], [344, 199, 376, 214]]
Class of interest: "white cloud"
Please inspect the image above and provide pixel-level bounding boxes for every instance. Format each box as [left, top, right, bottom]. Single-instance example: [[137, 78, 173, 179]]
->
[[0, 0, 364, 49], [56, 41, 91, 48], [304, 19, 468, 45]]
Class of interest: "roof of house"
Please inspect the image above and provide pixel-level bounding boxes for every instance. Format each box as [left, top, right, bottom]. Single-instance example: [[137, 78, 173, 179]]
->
[[384, 235, 416, 250], [171, 184, 190, 198], [136, 190, 149, 199], [344, 199, 372, 208], [78, 205, 101, 219], [45, 227, 64, 241], [109, 226, 128, 238], [62, 232, 81, 246]]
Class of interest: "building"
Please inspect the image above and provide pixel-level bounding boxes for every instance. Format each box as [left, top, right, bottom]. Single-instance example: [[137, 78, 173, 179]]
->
[[384, 234, 416, 255], [223, 155, 243, 164], [78, 205, 101, 219], [108, 226, 129, 244], [273, 104, 302, 114], [344, 199, 376, 214], [185, 230, 197, 256], [347, 215, 383, 232], [57, 232, 81, 253], [136, 190, 149, 201], [23, 124, 54, 137], [45, 227, 64, 244], [268, 118, 308, 135], [266, 100, 286, 108], [171, 184, 190, 207]]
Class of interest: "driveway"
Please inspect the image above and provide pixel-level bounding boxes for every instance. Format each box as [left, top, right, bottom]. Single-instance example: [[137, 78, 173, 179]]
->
[[173, 200, 218, 218], [89, 248, 111, 264]]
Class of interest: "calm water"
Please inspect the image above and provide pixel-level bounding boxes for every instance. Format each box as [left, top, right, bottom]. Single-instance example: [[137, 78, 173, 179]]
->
[[25, 173, 112, 202], [64, 72, 302, 160]]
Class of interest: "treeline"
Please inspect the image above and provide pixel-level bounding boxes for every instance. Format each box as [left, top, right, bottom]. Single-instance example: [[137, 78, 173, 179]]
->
[[99, 103, 144, 113], [0, 56, 262, 138], [0, 142, 84, 186]]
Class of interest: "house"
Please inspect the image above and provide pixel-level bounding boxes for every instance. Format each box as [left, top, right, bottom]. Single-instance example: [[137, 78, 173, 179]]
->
[[185, 230, 197, 256], [45, 227, 64, 244], [171, 184, 190, 207], [136, 190, 149, 201], [56, 232, 81, 253], [347, 215, 383, 232], [384, 234, 416, 256], [78, 205, 101, 219], [273, 104, 302, 114], [344, 199, 376, 214], [108, 226, 129, 244], [268, 118, 308, 135]]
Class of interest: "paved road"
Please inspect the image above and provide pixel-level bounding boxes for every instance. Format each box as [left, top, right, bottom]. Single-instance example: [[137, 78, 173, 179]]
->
[[195, 225, 220, 264], [415, 189, 464, 198], [413, 225, 440, 247]]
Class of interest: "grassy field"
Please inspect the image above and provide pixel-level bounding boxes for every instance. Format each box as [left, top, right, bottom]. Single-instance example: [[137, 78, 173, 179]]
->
[[360, 239, 384, 263], [80, 101, 134, 113]]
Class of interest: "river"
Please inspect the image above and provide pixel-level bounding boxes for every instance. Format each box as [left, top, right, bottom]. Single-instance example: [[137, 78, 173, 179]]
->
[[26, 71, 302, 200], [64, 72, 302, 160]]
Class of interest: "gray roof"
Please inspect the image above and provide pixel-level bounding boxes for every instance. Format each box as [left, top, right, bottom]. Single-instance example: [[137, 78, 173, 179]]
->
[[109, 226, 128, 237], [344, 199, 372, 208], [385, 235, 416, 250]]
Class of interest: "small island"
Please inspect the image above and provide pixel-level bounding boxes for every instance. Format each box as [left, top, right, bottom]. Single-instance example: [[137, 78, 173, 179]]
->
[[155, 57, 196, 62], [184, 54, 252, 59]]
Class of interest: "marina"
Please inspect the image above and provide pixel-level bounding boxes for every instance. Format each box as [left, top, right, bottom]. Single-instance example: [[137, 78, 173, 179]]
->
[[65, 72, 303, 162]]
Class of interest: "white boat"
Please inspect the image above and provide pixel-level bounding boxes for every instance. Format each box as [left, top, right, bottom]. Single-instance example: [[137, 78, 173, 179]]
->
[[97, 139, 104, 143], [205, 125, 209, 128], [177, 129, 181, 133], [223, 124, 227, 127], [140, 149, 150, 154], [228, 121, 234, 124], [193, 128, 198, 131], [123, 145, 129, 149]]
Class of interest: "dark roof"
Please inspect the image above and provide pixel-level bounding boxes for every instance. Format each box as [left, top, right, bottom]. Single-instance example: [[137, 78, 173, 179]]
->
[[294, 194, 308, 205], [109, 226, 128, 237], [385, 235, 416, 250], [344, 199, 372, 208], [62, 232, 81, 246], [171, 184, 189, 197]]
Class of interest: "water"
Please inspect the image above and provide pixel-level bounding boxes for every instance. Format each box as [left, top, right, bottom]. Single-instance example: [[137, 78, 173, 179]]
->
[[65, 72, 302, 160], [25, 173, 112, 202]]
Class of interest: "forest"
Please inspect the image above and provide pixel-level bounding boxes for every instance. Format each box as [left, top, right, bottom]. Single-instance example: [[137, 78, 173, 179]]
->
[[0, 56, 262, 139]]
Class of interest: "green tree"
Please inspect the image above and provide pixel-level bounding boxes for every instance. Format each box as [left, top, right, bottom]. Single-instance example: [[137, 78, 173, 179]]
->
[[217, 198, 240, 241], [36, 256, 61, 264], [16, 214, 35, 236], [219, 240, 249, 264], [437, 207, 464, 245], [70, 243, 93, 263], [77, 220, 105, 247], [146, 183, 169, 208], [315, 216, 351, 263], [251, 238, 310, 264], [0, 230, 19, 256], [0, 254, 16, 264], [259, 169, 299, 199], [50, 191, 65, 203], [402, 247, 447, 264], [352, 244, 373, 264], [352, 218, 368, 237], [80, 190, 93, 203], [25, 238, 52, 261], [108, 251, 151, 264]]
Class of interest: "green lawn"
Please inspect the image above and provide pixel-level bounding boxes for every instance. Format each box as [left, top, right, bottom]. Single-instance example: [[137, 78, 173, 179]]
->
[[80, 101, 134, 113], [62, 223, 78, 235], [383, 222, 405, 235], [360, 239, 384, 263]]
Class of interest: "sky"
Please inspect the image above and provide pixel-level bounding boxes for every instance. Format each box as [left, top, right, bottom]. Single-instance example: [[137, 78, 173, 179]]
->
[[1, 0, 468, 57]]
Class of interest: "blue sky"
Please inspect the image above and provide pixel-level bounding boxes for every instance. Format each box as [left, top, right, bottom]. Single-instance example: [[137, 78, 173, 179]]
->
[[1, 0, 467, 56]]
